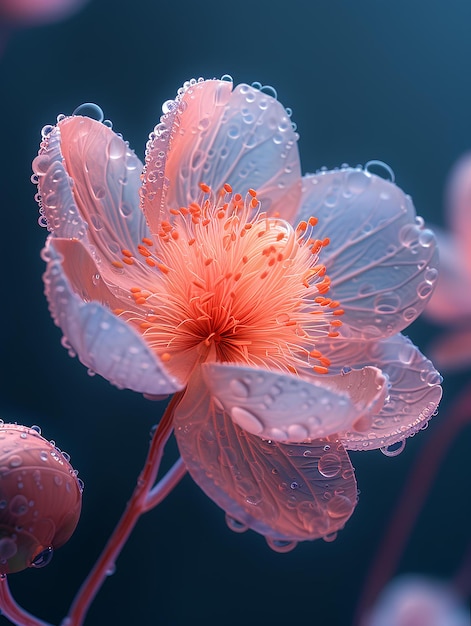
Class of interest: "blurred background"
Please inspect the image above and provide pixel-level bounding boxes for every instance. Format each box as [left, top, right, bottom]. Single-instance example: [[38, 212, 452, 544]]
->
[[1, 0, 470, 624]]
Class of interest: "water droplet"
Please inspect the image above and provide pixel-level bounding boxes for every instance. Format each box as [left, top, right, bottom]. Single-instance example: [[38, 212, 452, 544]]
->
[[290, 481, 299, 490], [364, 160, 395, 182], [106, 564, 116, 576], [72, 103, 104, 122], [39, 451, 48, 462], [225, 514, 249, 533], [9, 495, 28, 516], [9, 455, 22, 468], [266, 537, 298, 553], [31, 547, 54, 568], [230, 407, 263, 435], [318, 453, 342, 478], [229, 379, 249, 398], [380, 440, 406, 457]]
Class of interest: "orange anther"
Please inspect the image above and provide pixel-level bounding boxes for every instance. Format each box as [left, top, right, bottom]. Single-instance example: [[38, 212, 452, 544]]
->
[[296, 221, 308, 232], [130, 287, 141, 293], [140, 322, 153, 329], [121, 249, 133, 258], [157, 263, 170, 274], [332, 309, 345, 316], [313, 365, 329, 375], [217, 210, 226, 219], [322, 237, 330, 246], [250, 198, 259, 209], [122, 257, 134, 265], [161, 352, 171, 362], [141, 237, 153, 246], [112, 261, 124, 269], [330, 319, 343, 327], [234, 272, 241, 281], [276, 232, 285, 241], [308, 216, 318, 227], [234, 193, 242, 202], [171, 231, 179, 240], [204, 258, 213, 266], [223, 183, 233, 193], [309, 349, 322, 358], [329, 300, 340, 308], [319, 357, 331, 367], [248, 188, 257, 197], [135, 297, 147, 305], [328, 331, 340, 338], [199, 183, 211, 193], [146, 258, 156, 267], [242, 256, 248, 264], [137, 246, 151, 257], [260, 271, 268, 279]]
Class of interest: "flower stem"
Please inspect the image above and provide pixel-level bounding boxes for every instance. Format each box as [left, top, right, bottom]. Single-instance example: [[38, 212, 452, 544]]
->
[[354, 384, 471, 625], [64, 393, 183, 626]]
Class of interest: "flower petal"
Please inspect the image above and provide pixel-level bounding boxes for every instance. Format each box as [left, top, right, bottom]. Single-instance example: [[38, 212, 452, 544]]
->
[[314, 334, 442, 450], [445, 152, 471, 275], [141, 78, 302, 235], [202, 362, 387, 442], [42, 240, 183, 395], [33, 116, 152, 283], [428, 326, 471, 372], [424, 229, 471, 323], [173, 374, 357, 543], [297, 168, 439, 339]]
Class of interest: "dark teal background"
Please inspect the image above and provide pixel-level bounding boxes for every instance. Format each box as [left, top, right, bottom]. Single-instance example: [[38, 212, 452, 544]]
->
[[1, 1, 470, 624]]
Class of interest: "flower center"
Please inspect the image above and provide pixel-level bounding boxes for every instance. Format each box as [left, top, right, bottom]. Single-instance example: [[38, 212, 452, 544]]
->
[[113, 184, 343, 382]]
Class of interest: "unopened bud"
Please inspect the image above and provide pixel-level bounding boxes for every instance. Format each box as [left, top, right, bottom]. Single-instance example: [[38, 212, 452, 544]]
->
[[0, 423, 82, 574]]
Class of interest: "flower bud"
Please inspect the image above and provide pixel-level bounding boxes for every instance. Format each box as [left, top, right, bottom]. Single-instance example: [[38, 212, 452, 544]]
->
[[0, 423, 82, 574]]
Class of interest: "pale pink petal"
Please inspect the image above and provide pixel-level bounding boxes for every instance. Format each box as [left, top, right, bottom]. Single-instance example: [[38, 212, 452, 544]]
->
[[424, 229, 471, 323], [314, 334, 442, 450], [428, 326, 471, 372], [42, 240, 183, 395], [173, 373, 357, 544], [445, 152, 471, 275], [297, 168, 438, 339], [141, 78, 301, 235], [202, 362, 387, 442], [364, 575, 470, 626], [33, 117, 152, 286]]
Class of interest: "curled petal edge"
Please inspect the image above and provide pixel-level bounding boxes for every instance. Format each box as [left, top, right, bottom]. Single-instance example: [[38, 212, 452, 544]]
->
[[42, 240, 183, 395]]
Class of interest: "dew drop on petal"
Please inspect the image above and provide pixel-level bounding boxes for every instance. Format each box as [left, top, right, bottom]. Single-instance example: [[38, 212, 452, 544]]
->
[[318, 453, 342, 478], [380, 440, 406, 457]]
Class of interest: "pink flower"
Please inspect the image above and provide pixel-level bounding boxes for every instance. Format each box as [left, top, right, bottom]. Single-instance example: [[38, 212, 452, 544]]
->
[[424, 153, 471, 372], [32, 77, 442, 550]]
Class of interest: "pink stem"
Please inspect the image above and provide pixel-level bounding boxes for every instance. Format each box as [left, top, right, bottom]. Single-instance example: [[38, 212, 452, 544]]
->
[[64, 393, 182, 626], [0, 576, 53, 626], [354, 383, 471, 626], [144, 457, 186, 512]]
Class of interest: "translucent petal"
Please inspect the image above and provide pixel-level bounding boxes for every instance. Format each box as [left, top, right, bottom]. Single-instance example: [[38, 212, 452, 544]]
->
[[34, 116, 152, 284], [365, 575, 470, 626], [202, 362, 386, 442], [297, 169, 439, 339], [445, 152, 471, 275], [174, 372, 357, 542], [428, 326, 471, 372], [141, 78, 302, 236], [424, 229, 471, 323], [42, 240, 182, 395], [314, 334, 443, 450]]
